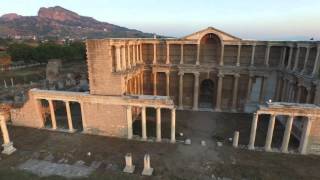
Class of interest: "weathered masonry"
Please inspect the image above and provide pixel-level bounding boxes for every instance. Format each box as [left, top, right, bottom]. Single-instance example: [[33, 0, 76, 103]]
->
[[10, 27, 320, 153]]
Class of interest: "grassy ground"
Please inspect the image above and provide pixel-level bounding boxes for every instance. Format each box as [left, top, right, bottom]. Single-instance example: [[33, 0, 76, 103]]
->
[[0, 111, 319, 180]]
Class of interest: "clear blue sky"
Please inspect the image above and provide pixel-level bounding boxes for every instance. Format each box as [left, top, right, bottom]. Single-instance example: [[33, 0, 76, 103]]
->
[[1, 0, 320, 40]]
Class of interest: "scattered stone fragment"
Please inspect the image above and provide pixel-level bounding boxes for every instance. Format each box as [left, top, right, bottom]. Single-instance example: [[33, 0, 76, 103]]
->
[[201, 140, 206, 146], [90, 161, 102, 169], [74, 160, 85, 166], [44, 154, 54, 162], [217, 142, 223, 147], [123, 153, 135, 173], [142, 154, 153, 176], [185, 139, 191, 145], [58, 158, 65, 164], [179, 132, 184, 137]]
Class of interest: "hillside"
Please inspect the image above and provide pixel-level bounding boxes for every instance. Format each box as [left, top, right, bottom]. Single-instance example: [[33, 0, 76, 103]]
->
[[0, 6, 154, 39]]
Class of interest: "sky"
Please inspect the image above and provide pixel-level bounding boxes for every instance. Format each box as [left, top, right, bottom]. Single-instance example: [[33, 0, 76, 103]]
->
[[1, 0, 320, 40]]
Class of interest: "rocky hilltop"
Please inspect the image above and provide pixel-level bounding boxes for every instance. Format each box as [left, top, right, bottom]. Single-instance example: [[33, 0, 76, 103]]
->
[[0, 6, 153, 39]]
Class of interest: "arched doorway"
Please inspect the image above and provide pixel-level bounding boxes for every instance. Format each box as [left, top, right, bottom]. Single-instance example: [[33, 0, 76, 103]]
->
[[199, 79, 214, 108], [200, 33, 221, 64]]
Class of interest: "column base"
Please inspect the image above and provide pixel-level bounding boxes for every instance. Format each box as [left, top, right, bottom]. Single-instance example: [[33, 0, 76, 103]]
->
[[156, 138, 162, 142], [123, 165, 135, 173], [170, 139, 176, 144], [214, 108, 221, 112], [192, 107, 198, 111], [248, 145, 255, 150], [2, 142, 16, 155], [264, 147, 272, 152], [177, 106, 183, 110], [142, 167, 154, 176], [141, 137, 147, 141]]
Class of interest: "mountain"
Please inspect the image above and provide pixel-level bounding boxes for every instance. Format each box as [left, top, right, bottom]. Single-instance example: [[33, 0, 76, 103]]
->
[[0, 6, 154, 39]]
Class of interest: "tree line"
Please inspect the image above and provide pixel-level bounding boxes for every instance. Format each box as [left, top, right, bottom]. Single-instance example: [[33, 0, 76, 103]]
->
[[6, 41, 86, 63]]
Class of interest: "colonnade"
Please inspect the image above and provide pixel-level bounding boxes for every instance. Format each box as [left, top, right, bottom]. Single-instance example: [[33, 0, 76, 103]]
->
[[284, 45, 320, 77], [177, 72, 247, 111], [127, 72, 144, 95], [152, 71, 170, 96], [277, 78, 314, 104], [38, 99, 79, 132], [248, 112, 313, 154], [114, 43, 143, 72], [0, 111, 16, 155], [126, 106, 176, 143]]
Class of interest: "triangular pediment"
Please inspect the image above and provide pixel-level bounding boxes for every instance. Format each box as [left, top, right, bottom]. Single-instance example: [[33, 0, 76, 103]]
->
[[183, 27, 241, 41]]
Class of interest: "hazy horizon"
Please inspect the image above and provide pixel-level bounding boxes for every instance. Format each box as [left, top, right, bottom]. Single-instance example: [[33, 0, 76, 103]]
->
[[1, 0, 320, 40]]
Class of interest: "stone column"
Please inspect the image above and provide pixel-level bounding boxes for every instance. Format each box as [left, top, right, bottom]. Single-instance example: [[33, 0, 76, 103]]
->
[[65, 101, 74, 132], [48, 100, 57, 130], [153, 43, 157, 64], [301, 46, 310, 74], [281, 79, 288, 101], [293, 46, 301, 71], [299, 117, 313, 154], [259, 76, 268, 104], [232, 74, 240, 112], [312, 46, 320, 77], [286, 46, 294, 70], [156, 107, 161, 142], [220, 44, 225, 66], [0, 112, 16, 155], [281, 115, 294, 153], [121, 45, 127, 70], [132, 44, 136, 66], [280, 47, 287, 68], [178, 72, 184, 109], [265, 114, 276, 151], [140, 43, 143, 63], [246, 75, 253, 103], [306, 87, 312, 103], [116, 45, 121, 71], [136, 44, 139, 63], [171, 108, 176, 143], [141, 106, 147, 141], [153, 71, 157, 95], [126, 106, 133, 139], [233, 131, 239, 148], [296, 85, 302, 103], [274, 77, 282, 101], [166, 72, 170, 96], [141, 72, 144, 95], [127, 45, 131, 69], [236, 44, 241, 66], [196, 44, 200, 65], [248, 113, 259, 150], [166, 43, 170, 64], [265, 45, 271, 67], [180, 43, 184, 64], [192, 72, 200, 111], [250, 44, 256, 67], [215, 73, 224, 111]]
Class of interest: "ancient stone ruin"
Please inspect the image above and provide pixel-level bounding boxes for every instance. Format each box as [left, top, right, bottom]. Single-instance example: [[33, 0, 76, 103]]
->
[[3, 27, 320, 155]]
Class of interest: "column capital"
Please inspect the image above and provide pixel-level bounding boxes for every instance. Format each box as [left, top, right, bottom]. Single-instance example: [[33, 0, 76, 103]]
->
[[178, 71, 184, 76], [218, 73, 224, 78], [234, 73, 240, 78], [165, 71, 170, 75], [193, 72, 200, 77], [251, 43, 257, 47]]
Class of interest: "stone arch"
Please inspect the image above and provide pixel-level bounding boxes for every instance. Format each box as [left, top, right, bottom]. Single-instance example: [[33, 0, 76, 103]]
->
[[199, 79, 215, 108], [199, 33, 222, 64]]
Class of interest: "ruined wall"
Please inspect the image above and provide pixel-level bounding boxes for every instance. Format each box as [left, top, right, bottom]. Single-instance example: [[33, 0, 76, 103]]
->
[[82, 102, 127, 137], [86, 40, 124, 96], [11, 92, 43, 128], [308, 117, 320, 154]]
